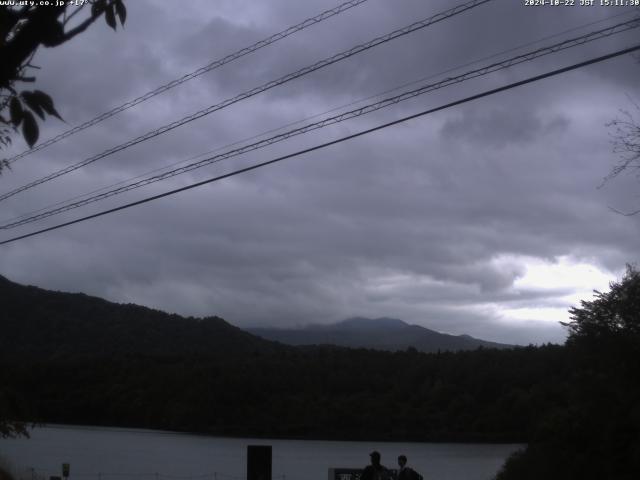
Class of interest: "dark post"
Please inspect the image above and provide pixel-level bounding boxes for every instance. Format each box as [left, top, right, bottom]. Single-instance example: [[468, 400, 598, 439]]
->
[[247, 445, 272, 480]]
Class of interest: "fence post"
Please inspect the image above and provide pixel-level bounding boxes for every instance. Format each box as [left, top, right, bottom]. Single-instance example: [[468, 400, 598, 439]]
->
[[247, 445, 271, 480]]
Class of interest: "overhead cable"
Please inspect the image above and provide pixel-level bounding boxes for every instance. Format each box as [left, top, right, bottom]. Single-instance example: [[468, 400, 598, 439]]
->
[[0, 0, 493, 203], [4, 0, 371, 164], [8, 6, 633, 227], [2, 43, 638, 246], [2, 17, 638, 230]]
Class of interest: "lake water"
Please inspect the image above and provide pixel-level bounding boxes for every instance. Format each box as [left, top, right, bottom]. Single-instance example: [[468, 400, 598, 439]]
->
[[0, 426, 521, 480]]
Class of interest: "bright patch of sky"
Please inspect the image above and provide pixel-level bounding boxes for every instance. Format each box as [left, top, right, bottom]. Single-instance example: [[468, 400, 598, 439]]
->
[[499, 255, 619, 323]]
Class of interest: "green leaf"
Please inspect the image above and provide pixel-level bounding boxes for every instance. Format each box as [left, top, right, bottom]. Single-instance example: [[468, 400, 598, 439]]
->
[[9, 97, 23, 126], [21, 91, 46, 120], [105, 4, 117, 30], [32, 90, 63, 121], [115, 0, 126, 26], [21, 111, 39, 148]]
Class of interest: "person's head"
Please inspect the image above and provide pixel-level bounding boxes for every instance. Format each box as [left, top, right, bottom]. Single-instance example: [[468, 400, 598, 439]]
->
[[398, 455, 407, 468], [370, 451, 381, 466]]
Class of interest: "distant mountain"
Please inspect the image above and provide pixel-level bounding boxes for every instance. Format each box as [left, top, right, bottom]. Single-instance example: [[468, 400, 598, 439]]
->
[[249, 316, 513, 352], [0, 274, 511, 361], [0, 274, 277, 359], [1, 275, 577, 445]]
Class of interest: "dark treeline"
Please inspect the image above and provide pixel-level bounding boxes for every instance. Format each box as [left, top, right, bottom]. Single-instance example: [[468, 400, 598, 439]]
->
[[0, 274, 276, 359], [496, 267, 640, 480], [1, 345, 567, 442], [1, 271, 639, 478]]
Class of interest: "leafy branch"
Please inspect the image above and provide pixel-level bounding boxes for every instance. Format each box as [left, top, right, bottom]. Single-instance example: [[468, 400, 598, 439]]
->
[[0, 0, 126, 158]]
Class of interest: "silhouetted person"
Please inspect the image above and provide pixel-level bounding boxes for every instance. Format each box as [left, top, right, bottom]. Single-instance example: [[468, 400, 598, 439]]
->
[[361, 451, 391, 480], [397, 455, 422, 480]]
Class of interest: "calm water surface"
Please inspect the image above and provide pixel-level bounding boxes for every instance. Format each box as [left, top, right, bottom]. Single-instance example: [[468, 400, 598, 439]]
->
[[0, 426, 521, 480]]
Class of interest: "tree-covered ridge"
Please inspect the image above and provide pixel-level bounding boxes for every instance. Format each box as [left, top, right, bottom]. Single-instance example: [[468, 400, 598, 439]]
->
[[0, 274, 562, 442], [1, 344, 568, 442], [0, 275, 277, 359], [1, 270, 639, 479]]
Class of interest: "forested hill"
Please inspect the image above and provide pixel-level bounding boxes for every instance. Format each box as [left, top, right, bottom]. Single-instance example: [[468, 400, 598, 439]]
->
[[0, 273, 559, 443], [2, 271, 639, 478], [0, 274, 510, 358], [249, 317, 514, 352], [0, 275, 277, 359]]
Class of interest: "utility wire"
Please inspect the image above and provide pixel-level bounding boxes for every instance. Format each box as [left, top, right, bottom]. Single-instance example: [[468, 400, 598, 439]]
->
[[7, 7, 634, 227], [2, 44, 638, 246], [0, 0, 492, 203], [2, 18, 638, 230], [4, 0, 371, 164]]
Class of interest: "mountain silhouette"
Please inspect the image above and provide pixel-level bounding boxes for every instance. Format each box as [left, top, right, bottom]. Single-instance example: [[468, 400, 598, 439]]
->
[[0, 274, 277, 359], [249, 316, 513, 352]]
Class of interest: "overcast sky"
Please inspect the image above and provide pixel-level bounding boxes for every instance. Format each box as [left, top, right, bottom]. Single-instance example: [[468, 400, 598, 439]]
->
[[1, 0, 639, 345]]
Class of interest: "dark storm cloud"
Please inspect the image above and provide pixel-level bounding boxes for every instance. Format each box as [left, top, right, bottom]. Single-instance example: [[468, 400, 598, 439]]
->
[[190, 0, 639, 103], [441, 106, 570, 148], [1, 0, 639, 345]]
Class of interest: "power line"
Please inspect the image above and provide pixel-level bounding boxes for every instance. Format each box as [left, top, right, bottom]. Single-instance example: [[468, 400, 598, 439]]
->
[[2, 44, 638, 246], [0, 0, 492, 203], [3, 17, 637, 230], [7, 7, 634, 227], [4, 0, 371, 164]]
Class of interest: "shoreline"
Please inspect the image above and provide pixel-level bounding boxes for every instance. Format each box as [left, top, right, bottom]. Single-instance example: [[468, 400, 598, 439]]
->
[[19, 423, 527, 446]]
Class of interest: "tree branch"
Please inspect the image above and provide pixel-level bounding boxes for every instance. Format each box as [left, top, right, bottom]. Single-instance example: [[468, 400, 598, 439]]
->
[[56, 14, 101, 44], [62, 4, 87, 27], [53, 2, 109, 45]]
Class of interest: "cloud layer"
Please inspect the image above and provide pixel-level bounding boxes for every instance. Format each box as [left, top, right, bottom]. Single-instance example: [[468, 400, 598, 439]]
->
[[1, 0, 639, 345]]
